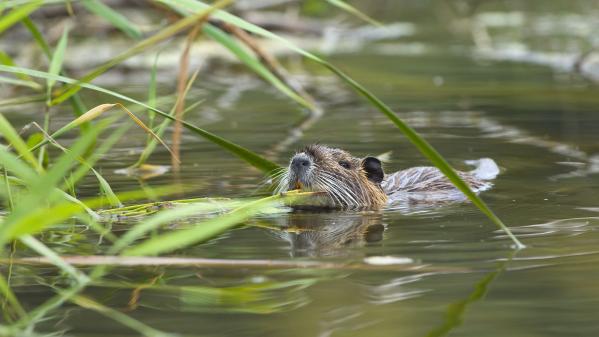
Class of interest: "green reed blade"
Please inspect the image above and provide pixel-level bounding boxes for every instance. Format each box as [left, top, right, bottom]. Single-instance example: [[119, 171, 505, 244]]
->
[[0, 0, 42, 35], [108, 201, 235, 254], [162, 0, 524, 248], [0, 124, 102, 245], [0, 113, 40, 170], [325, 0, 382, 26], [80, 0, 142, 39], [6, 176, 99, 219], [0, 51, 38, 85], [21, 17, 51, 57], [0, 65, 281, 174], [0, 272, 26, 321], [70, 295, 171, 337], [50, 0, 232, 105], [320, 63, 525, 249], [123, 193, 308, 256], [19, 235, 89, 284], [0, 75, 40, 89], [203, 23, 315, 110], [33, 119, 127, 208], [23, 16, 92, 133], [46, 24, 69, 100], [134, 68, 200, 167], [0, 144, 38, 182], [147, 52, 159, 130]]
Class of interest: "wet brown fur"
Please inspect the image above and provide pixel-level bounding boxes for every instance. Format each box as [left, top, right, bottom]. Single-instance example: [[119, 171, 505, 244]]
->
[[277, 144, 388, 208]]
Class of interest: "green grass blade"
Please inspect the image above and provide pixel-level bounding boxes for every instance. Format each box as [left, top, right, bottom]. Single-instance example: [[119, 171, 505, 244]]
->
[[320, 63, 525, 249], [8, 202, 90, 240], [0, 113, 40, 170], [12, 281, 90, 331], [23, 16, 92, 133], [80, 0, 142, 39], [21, 16, 51, 57], [19, 235, 89, 284], [161, 0, 523, 248], [325, 0, 382, 26], [33, 119, 126, 208], [0, 75, 40, 89], [64, 121, 129, 207], [0, 64, 281, 174], [160, 0, 313, 57], [134, 69, 200, 167], [203, 23, 314, 110], [2, 169, 15, 211], [70, 295, 170, 337], [5, 175, 99, 219], [147, 52, 159, 129], [90, 169, 121, 207], [51, 0, 232, 105], [123, 194, 288, 256], [0, 50, 37, 84], [0, 144, 38, 182], [47, 24, 69, 100], [0, 272, 26, 320], [0, 0, 42, 35], [108, 202, 231, 254], [0, 124, 102, 244]]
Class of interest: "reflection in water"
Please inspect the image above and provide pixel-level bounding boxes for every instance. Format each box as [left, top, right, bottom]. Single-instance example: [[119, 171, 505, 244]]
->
[[364, 273, 431, 305], [397, 110, 598, 181], [317, 305, 382, 337], [273, 211, 387, 257], [134, 277, 316, 314], [423, 254, 512, 337]]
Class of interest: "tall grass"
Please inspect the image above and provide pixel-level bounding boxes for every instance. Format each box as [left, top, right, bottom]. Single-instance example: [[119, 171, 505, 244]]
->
[[0, 1, 524, 335]]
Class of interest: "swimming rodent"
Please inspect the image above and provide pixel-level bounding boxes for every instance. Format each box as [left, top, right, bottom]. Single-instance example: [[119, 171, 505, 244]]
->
[[275, 144, 499, 209]]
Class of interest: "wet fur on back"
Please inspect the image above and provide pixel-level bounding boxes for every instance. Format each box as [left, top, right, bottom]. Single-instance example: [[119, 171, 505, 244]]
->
[[275, 144, 498, 209]]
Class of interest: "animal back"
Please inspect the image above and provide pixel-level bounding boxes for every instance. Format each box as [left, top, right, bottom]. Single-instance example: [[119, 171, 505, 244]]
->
[[381, 166, 493, 203]]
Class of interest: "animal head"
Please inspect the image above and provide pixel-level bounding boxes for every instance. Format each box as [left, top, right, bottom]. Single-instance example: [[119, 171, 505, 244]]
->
[[275, 144, 387, 208]]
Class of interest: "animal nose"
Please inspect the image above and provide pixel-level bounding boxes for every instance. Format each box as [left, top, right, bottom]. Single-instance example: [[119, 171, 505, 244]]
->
[[291, 156, 311, 170]]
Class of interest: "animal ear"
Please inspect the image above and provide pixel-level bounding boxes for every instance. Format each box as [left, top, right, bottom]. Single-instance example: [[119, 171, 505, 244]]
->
[[361, 157, 384, 184]]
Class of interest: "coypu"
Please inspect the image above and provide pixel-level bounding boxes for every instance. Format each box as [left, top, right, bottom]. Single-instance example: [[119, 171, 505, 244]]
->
[[275, 144, 499, 209]]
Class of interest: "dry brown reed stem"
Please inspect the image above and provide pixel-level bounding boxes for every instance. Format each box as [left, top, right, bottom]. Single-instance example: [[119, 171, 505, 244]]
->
[[218, 21, 321, 117], [125, 272, 163, 312], [172, 22, 204, 171], [215, 21, 323, 159], [3, 256, 471, 273]]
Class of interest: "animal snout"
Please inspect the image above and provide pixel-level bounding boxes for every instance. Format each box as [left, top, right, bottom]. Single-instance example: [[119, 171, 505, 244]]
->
[[291, 154, 311, 171]]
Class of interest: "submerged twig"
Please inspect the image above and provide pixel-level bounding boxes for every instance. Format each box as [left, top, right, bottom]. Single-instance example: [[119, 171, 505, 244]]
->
[[3, 256, 471, 273]]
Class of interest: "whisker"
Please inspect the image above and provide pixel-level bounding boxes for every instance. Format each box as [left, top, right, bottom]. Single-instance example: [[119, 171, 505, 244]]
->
[[318, 172, 361, 206], [314, 177, 344, 206]]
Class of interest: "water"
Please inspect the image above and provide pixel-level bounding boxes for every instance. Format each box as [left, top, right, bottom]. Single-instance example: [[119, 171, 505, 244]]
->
[[4, 1, 599, 337]]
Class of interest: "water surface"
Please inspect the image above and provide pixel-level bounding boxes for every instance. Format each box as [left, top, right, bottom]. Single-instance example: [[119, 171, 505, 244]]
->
[[3, 1, 599, 336]]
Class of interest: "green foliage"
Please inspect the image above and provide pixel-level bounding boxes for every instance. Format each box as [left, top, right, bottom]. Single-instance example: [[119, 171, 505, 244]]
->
[[203, 23, 315, 110], [80, 0, 142, 39], [46, 24, 69, 103], [0, 1, 526, 335], [122, 193, 307, 256], [0, 0, 42, 35], [160, 0, 523, 247]]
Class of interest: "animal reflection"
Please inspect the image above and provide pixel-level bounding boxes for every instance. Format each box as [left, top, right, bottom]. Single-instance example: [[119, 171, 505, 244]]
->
[[273, 211, 386, 257]]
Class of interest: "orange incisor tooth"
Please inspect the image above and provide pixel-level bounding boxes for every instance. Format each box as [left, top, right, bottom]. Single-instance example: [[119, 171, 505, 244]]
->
[[295, 182, 302, 190]]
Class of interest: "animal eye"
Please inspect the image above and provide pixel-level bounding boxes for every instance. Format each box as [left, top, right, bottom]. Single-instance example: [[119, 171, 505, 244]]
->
[[339, 161, 351, 169]]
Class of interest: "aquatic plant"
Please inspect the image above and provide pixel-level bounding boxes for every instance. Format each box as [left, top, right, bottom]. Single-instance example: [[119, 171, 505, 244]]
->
[[0, 1, 526, 335]]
